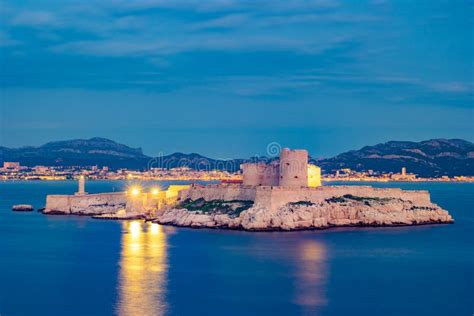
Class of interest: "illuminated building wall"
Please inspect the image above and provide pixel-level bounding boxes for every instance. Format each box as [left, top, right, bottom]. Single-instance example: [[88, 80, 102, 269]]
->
[[307, 165, 322, 187], [125, 185, 190, 214], [166, 185, 191, 199]]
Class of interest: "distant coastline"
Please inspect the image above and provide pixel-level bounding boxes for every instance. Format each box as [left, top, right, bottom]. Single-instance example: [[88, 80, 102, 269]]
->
[[1, 137, 473, 178], [2, 177, 474, 183]]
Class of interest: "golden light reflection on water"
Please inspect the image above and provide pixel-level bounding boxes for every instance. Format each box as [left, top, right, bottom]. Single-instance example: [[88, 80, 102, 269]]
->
[[117, 221, 168, 316], [294, 240, 328, 314]]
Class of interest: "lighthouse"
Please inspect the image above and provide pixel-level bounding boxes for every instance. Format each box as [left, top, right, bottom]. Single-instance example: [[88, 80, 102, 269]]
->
[[75, 175, 87, 196]]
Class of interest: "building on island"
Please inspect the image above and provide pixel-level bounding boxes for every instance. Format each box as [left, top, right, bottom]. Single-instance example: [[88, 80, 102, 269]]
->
[[241, 148, 321, 188], [42, 147, 453, 230]]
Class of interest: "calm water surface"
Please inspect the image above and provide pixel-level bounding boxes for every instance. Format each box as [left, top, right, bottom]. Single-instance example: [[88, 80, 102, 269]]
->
[[0, 181, 473, 316]]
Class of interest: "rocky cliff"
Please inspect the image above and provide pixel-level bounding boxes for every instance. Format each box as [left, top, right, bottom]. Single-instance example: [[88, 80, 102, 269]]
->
[[155, 194, 453, 231]]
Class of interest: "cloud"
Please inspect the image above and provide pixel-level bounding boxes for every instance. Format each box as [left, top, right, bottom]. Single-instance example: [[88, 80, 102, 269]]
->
[[51, 33, 348, 57], [430, 82, 473, 93], [94, 0, 340, 13], [51, 40, 165, 56], [2, 0, 372, 58], [256, 12, 380, 27], [11, 11, 58, 27], [191, 13, 249, 30], [1, 0, 471, 111]]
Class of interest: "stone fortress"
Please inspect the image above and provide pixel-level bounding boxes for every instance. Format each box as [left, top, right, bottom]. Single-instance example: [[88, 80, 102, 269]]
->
[[44, 147, 321, 216], [43, 147, 453, 230], [176, 148, 432, 213], [241, 148, 321, 188]]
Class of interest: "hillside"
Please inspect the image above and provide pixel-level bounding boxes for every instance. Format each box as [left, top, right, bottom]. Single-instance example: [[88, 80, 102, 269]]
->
[[315, 139, 474, 177], [1, 137, 473, 176], [0, 137, 150, 169]]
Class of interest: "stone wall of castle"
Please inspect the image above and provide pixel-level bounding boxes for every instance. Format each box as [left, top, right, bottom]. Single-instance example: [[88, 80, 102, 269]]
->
[[178, 184, 432, 213], [44, 192, 126, 215], [262, 162, 280, 186], [127, 185, 191, 213], [254, 186, 432, 211], [45, 185, 191, 215], [179, 184, 258, 202], [241, 163, 266, 186]]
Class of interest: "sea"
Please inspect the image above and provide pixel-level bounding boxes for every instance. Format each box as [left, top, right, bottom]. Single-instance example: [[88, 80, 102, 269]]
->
[[0, 180, 472, 316]]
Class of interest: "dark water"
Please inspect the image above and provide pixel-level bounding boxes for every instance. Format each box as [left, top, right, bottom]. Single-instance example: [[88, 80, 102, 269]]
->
[[0, 181, 472, 316]]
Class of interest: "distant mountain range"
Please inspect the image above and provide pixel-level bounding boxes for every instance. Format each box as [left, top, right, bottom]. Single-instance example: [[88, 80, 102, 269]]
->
[[0, 138, 150, 170], [1, 137, 473, 177], [314, 139, 474, 177]]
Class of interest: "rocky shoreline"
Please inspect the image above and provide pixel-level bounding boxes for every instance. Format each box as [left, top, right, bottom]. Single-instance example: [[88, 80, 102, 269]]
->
[[152, 218, 453, 232], [154, 195, 453, 231], [92, 210, 146, 220]]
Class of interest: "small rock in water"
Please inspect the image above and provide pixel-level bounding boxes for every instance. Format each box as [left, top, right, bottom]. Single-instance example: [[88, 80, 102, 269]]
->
[[12, 204, 34, 212]]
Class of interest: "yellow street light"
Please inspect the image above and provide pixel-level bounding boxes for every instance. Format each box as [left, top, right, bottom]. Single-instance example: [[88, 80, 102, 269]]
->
[[151, 188, 160, 195], [130, 186, 141, 197]]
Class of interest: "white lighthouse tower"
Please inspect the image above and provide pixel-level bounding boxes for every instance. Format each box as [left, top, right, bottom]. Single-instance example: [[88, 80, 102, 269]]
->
[[75, 175, 88, 196]]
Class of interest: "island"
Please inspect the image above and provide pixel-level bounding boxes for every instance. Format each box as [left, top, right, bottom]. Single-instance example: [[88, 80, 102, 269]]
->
[[43, 148, 453, 231]]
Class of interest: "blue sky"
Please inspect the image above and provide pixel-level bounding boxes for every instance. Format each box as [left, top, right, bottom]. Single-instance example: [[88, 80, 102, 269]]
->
[[0, 0, 472, 159]]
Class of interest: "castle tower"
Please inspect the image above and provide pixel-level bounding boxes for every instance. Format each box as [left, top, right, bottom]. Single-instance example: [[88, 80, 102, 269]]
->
[[279, 148, 308, 187], [402, 167, 407, 177], [241, 163, 266, 186]]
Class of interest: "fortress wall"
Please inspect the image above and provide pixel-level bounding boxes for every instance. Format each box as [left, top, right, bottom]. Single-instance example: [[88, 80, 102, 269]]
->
[[126, 192, 166, 213], [45, 192, 126, 214], [69, 193, 126, 214], [175, 184, 432, 212], [166, 185, 191, 199], [45, 195, 71, 213], [125, 186, 191, 213], [262, 163, 280, 186], [279, 148, 308, 187], [241, 163, 266, 186], [255, 186, 432, 211], [179, 184, 257, 202]]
